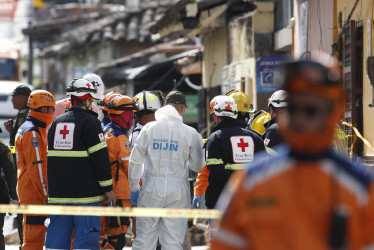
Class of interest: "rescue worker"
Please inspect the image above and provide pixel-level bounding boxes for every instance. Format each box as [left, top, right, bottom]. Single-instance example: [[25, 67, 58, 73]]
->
[[205, 95, 265, 238], [45, 78, 115, 250], [129, 90, 164, 243], [3, 84, 31, 250], [129, 90, 204, 250], [100, 95, 138, 249], [211, 53, 374, 250], [97, 92, 120, 130], [130, 90, 164, 148], [0, 141, 19, 250], [4, 85, 32, 146], [226, 90, 251, 128], [15, 90, 56, 250], [193, 95, 268, 209], [192, 95, 224, 209], [263, 90, 288, 150]]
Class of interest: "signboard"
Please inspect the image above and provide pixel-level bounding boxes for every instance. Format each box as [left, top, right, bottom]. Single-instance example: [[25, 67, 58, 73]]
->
[[183, 95, 198, 124], [256, 55, 285, 93]]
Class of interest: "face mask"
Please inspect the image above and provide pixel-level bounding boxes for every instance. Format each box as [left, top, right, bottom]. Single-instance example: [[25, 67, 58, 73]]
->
[[29, 110, 55, 127], [111, 111, 134, 130]]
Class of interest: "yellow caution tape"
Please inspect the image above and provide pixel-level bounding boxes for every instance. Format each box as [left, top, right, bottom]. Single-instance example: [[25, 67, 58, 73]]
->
[[342, 121, 374, 157], [0, 204, 222, 219]]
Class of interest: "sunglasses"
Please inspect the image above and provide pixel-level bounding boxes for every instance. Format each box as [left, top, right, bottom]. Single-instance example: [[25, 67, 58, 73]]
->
[[287, 103, 328, 119]]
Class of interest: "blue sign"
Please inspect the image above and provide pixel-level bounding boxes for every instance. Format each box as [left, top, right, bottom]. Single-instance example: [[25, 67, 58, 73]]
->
[[256, 56, 287, 93]]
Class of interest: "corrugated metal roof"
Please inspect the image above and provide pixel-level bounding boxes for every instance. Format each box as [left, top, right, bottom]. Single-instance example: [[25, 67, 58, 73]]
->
[[24, 1, 180, 58]]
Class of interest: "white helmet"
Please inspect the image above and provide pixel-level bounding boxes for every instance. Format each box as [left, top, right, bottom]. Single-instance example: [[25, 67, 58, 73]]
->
[[83, 73, 105, 100], [213, 96, 238, 119], [268, 90, 288, 108], [133, 90, 163, 111], [66, 78, 97, 98]]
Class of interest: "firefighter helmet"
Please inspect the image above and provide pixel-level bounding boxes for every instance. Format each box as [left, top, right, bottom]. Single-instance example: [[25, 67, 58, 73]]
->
[[247, 110, 271, 135], [268, 90, 288, 108], [107, 95, 138, 116], [209, 95, 224, 115], [83, 73, 105, 100], [133, 90, 163, 111], [226, 89, 251, 113], [213, 96, 238, 119], [66, 78, 97, 98]]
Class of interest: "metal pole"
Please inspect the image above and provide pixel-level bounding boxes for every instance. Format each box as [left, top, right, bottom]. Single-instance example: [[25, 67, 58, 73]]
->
[[27, 22, 33, 86]]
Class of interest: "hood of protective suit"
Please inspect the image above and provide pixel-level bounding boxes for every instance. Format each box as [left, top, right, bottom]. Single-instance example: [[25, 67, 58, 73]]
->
[[155, 105, 182, 122]]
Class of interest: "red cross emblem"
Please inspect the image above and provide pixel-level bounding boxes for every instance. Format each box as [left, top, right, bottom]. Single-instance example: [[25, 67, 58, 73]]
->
[[237, 138, 248, 152], [86, 83, 91, 88], [225, 104, 232, 110], [60, 125, 69, 139]]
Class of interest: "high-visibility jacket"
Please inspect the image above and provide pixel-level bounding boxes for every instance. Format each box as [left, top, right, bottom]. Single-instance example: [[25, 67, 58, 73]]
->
[[205, 118, 265, 209], [15, 116, 48, 203], [47, 107, 113, 204], [104, 122, 132, 199], [211, 146, 374, 250], [193, 165, 209, 197]]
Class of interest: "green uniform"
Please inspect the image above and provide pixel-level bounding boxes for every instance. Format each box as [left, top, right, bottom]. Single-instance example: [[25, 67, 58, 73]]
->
[[9, 106, 30, 146]]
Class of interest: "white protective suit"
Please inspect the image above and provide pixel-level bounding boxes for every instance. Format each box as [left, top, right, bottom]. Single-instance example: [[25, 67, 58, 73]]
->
[[129, 122, 143, 148], [129, 105, 204, 250]]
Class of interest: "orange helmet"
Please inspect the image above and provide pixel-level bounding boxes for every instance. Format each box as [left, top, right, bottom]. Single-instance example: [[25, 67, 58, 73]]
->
[[107, 95, 138, 116], [28, 90, 56, 109], [98, 92, 120, 112], [209, 95, 224, 115]]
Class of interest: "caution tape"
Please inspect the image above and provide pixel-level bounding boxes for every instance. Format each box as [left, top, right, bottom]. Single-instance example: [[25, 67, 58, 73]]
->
[[0, 204, 222, 219], [342, 121, 374, 157]]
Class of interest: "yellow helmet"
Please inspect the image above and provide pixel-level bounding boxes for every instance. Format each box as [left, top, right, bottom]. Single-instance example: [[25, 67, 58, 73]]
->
[[248, 110, 271, 135], [226, 89, 251, 113]]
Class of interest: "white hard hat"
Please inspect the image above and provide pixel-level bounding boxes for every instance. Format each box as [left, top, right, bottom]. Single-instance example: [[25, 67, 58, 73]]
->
[[66, 78, 97, 98], [213, 96, 238, 119], [83, 73, 105, 100], [133, 90, 163, 111], [268, 90, 288, 108]]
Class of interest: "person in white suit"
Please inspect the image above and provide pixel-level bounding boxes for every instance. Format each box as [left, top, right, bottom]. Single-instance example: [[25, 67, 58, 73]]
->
[[129, 90, 204, 250]]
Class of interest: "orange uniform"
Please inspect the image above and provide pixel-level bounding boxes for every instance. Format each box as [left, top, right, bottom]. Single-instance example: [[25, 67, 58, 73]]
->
[[211, 148, 374, 250], [101, 123, 132, 249], [15, 111, 49, 250], [193, 165, 210, 197]]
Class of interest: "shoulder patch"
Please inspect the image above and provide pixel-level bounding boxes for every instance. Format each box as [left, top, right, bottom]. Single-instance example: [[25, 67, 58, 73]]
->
[[53, 122, 75, 150], [31, 137, 40, 147], [230, 136, 254, 163], [125, 140, 131, 150]]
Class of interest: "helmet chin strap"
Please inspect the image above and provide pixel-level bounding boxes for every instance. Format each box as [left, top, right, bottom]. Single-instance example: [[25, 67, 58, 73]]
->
[[82, 99, 93, 110]]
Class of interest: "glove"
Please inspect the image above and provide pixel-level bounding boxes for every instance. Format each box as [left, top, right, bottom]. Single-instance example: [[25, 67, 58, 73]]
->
[[130, 191, 140, 206], [192, 196, 202, 208]]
